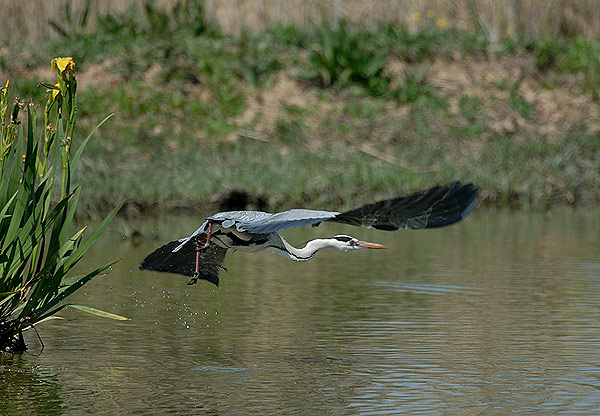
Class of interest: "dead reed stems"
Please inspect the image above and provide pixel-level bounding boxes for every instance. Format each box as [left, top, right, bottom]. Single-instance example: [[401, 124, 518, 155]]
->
[[1, 0, 599, 46]]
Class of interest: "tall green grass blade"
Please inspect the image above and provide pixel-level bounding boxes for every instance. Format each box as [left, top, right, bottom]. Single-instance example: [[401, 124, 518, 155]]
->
[[57, 199, 125, 273], [0, 191, 18, 222], [50, 226, 87, 268], [71, 113, 113, 168], [23, 315, 64, 328], [67, 304, 129, 321], [48, 186, 80, 258], [2, 180, 27, 253], [0, 293, 17, 310], [29, 167, 58, 276], [0, 145, 19, 210], [0, 243, 18, 289], [48, 125, 61, 178]]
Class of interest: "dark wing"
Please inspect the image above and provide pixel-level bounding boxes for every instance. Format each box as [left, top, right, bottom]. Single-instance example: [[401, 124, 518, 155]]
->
[[139, 240, 227, 286], [329, 182, 479, 230]]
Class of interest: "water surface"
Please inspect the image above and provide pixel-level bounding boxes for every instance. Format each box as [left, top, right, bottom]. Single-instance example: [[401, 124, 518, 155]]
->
[[1, 208, 599, 414]]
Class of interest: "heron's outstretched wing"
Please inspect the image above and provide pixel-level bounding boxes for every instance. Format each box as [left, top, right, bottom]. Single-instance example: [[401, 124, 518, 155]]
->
[[139, 240, 227, 286], [329, 182, 479, 230], [218, 182, 478, 234], [174, 182, 478, 240]]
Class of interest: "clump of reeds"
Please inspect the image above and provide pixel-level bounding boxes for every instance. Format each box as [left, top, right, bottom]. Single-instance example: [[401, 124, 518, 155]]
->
[[304, 21, 390, 96], [0, 57, 125, 353]]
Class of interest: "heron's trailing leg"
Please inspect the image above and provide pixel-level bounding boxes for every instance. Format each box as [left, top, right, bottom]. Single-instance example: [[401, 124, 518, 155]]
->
[[187, 221, 214, 285]]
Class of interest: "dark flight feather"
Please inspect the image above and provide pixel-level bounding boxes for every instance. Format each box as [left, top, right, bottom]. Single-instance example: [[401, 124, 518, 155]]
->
[[139, 240, 227, 286], [330, 182, 479, 230]]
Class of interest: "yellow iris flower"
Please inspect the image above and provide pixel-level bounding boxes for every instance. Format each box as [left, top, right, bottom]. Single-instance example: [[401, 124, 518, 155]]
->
[[52, 83, 60, 101], [51, 57, 75, 73]]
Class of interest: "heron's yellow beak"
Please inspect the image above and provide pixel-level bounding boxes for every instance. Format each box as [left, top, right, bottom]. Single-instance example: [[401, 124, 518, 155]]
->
[[357, 240, 388, 249]]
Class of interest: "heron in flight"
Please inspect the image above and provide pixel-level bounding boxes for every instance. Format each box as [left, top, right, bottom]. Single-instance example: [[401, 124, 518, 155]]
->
[[140, 182, 479, 286]]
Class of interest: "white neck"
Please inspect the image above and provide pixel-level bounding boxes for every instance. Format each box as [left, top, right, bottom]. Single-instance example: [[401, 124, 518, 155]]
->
[[266, 237, 344, 262]]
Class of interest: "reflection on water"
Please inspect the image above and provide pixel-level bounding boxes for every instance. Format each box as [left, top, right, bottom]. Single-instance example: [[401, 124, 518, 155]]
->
[[1, 208, 599, 414]]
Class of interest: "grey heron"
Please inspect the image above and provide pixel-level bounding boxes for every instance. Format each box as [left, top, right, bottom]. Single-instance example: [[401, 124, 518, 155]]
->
[[140, 182, 479, 286]]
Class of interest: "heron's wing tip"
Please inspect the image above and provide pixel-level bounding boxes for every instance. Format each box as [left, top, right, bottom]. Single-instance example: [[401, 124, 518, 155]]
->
[[330, 181, 479, 230]]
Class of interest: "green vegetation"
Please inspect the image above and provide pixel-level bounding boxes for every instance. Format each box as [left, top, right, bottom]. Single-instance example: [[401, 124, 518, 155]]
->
[[4, 1, 600, 214], [0, 58, 125, 352], [304, 21, 390, 96]]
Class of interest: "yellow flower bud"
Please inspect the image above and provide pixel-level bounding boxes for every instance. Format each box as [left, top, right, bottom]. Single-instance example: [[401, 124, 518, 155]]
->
[[436, 19, 447, 28], [412, 12, 421, 21]]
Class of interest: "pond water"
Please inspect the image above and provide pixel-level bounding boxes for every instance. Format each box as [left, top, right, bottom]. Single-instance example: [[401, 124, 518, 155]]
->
[[1, 208, 599, 415]]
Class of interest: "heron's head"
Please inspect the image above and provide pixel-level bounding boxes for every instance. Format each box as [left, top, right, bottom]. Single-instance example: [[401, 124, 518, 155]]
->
[[330, 235, 388, 252]]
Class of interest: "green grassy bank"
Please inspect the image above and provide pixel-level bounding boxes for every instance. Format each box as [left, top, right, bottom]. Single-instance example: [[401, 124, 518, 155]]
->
[[1, 3, 599, 215]]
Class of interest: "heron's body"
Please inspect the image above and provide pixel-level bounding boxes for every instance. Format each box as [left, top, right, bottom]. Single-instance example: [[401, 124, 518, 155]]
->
[[140, 182, 480, 286], [206, 227, 318, 261], [196, 224, 372, 261]]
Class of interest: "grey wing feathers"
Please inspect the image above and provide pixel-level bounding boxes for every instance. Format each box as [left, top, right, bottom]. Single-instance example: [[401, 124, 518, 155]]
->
[[329, 182, 479, 230], [139, 240, 227, 286], [170, 213, 269, 252], [209, 210, 273, 224], [230, 209, 340, 234], [172, 221, 208, 252], [172, 210, 339, 251]]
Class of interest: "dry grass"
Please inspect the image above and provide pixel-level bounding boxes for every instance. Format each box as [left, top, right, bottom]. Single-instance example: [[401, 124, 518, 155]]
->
[[1, 0, 600, 46], [231, 55, 600, 145]]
